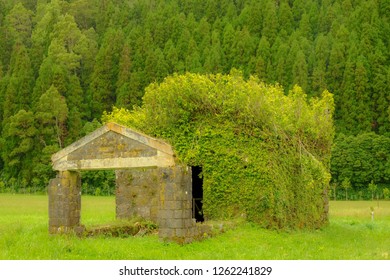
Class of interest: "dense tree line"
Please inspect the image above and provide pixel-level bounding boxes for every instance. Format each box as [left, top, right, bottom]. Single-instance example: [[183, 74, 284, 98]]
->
[[0, 0, 389, 196]]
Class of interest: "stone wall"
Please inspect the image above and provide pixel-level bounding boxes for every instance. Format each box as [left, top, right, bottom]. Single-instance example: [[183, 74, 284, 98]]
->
[[158, 166, 211, 244], [116, 168, 160, 222], [115, 165, 210, 243], [48, 171, 81, 234]]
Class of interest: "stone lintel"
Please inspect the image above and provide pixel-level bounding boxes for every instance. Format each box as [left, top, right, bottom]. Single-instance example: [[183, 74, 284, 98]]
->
[[53, 151, 175, 171]]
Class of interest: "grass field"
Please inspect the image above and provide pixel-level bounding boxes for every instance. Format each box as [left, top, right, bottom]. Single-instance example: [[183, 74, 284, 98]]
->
[[0, 194, 389, 260]]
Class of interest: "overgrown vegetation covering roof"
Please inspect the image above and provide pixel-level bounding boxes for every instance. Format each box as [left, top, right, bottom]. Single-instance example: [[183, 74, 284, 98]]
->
[[104, 72, 335, 229]]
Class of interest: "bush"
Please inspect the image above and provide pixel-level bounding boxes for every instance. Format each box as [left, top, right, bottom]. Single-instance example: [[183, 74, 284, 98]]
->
[[81, 170, 115, 196]]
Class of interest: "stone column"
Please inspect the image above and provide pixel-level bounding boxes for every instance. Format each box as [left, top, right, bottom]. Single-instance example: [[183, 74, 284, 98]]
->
[[158, 165, 196, 243], [48, 171, 81, 234]]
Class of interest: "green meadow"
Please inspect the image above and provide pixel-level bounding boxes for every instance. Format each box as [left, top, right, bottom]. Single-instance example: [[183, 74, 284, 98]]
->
[[0, 194, 389, 260]]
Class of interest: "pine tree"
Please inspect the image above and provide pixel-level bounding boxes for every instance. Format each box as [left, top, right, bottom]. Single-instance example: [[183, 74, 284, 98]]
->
[[255, 36, 271, 81], [3, 3, 33, 45], [2, 3, 33, 66], [241, 1, 263, 34], [278, 1, 293, 34], [292, 0, 307, 26], [195, 17, 211, 59], [155, 48, 169, 81], [231, 27, 256, 76], [176, 27, 192, 62], [116, 42, 133, 109], [204, 30, 223, 73], [35, 85, 68, 149], [327, 25, 349, 94], [185, 37, 202, 73], [373, 61, 390, 134], [311, 34, 330, 95], [30, 0, 61, 74], [354, 56, 372, 133], [68, 0, 98, 30], [163, 39, 180, 73], [2, 42, 34, 121], [33, 18, 85, 107], [262, 0, 278, 45], [275, 41, 290, 90], [0, 109, 37, 185], [222, 23, 235, 72], [89, 28, 124, 118], [298, 13, 312, 40], [292, 49, 308, 92], [0, 62, 6, 128]]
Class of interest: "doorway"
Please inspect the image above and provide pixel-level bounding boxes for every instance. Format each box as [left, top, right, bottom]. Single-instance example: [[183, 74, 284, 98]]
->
[[191, 166, 204, 222]]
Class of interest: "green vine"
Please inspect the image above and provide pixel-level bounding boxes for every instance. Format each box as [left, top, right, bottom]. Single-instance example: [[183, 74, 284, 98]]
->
[[103, 72, 334, 230]]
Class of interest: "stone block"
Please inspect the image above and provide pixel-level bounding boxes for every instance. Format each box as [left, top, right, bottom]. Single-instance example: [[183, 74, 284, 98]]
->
[[169, 219, 184, 229], [183, 209, 192, 219], [174, 200, 184, 210], [159, 228, 175, 238], [175, 228, 186, 237], [158, 218, 167, 228], [162, 200, 175, 210], [159, 209, 174, 220]]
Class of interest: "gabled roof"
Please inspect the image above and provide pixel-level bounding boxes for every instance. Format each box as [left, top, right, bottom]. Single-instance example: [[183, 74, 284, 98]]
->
[[52, 122, 175, 171]]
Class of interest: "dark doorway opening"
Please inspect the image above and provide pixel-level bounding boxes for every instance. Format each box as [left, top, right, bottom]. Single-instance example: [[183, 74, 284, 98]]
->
[[192, 166, 204, 222]]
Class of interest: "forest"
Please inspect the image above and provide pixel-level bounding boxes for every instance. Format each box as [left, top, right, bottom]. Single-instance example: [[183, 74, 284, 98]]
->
[[0, 0, 389, 199]]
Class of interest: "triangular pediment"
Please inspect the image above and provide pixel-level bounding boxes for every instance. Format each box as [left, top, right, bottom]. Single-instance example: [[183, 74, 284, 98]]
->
[[52, 123, 175, 171]]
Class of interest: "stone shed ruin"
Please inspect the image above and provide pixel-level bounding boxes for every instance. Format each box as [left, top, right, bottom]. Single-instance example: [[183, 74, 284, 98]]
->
[[49, 122, 206, 243], [49, 73, 335, 241]]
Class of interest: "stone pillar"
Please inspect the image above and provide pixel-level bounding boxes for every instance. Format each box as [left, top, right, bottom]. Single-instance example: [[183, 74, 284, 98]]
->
[[48, 171, 81, 234], [158, 165, 196, 244]]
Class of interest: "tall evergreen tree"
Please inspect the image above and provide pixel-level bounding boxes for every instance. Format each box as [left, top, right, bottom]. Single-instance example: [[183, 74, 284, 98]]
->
[[35, 85, 68, 149], [292, 49, 308, 92], [354, 55, 372, 132], [2, 3, 33, 66], [185, 37, 202, 73], [255, 36, 271, 81], [311, 34, 330, 95], [371, 42, 390, 134], [262, 0, 278, 44], [278, 1, 293, 35], [89, 27, 124, 117], [163, 39, 180, 73], [222, 23, 235, 72], [204, 30, 223, 73], [2, 42, 34, 121], [231, 27, 256, 76], [327, 25, 349, 94], [115, 42, 133, 109], [30, 0, 61, 74], [0, 109, 37, 186]]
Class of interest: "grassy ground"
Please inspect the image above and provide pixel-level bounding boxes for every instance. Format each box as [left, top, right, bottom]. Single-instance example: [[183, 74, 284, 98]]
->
[[0, 194, 389, 260]]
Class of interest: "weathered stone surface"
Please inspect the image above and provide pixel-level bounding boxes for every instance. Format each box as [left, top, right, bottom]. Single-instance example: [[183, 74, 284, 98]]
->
[[52, 123, 175, 171], [48, 123, 207, 244], [68, 131, 157, 160], [116, 168, 160, 222], [48, 171, 81, 234]]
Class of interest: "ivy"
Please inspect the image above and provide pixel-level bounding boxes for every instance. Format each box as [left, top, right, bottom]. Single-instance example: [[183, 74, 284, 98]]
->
[[103, 72, 335, 230]]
